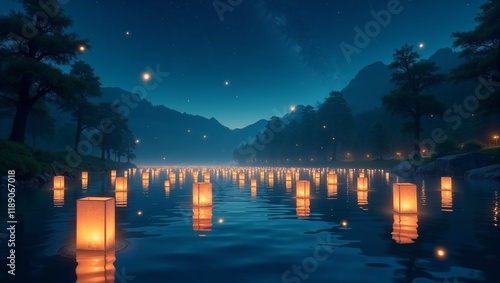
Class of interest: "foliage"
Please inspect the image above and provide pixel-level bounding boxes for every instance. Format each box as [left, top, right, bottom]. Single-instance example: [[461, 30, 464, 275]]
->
[[462, 140, 484, 152], [368, 121, 390, 159], [433, 138, 459, 158]]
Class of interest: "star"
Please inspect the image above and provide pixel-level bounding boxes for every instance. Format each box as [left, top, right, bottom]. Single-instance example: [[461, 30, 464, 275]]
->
[[224, 80, 229, 86], [125, 31, 130, 36], [418, 43, 424, 48], [142, 72, 151, 81]]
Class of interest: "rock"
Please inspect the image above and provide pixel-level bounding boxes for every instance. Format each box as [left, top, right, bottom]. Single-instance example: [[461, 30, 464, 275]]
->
[[391, 160, 417, 178], [465, 164, 500, 180], [415, 152, 494, 177]]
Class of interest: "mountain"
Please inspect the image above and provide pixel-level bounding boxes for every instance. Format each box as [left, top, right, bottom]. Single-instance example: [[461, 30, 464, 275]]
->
[[341, 61, 393, 113]]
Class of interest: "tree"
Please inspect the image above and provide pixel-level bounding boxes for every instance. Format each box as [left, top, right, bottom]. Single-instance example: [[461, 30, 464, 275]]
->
[[382, 44, 445, 159], [0, 0, 87, 143], [26, 99, 55, 147], [59, 61, 101, 151], [368, 121, 390, 160], [452, 0, 500, 115], [317, 91, 353, 161]]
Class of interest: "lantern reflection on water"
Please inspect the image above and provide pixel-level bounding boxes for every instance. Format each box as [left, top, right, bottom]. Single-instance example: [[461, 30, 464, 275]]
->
[[357, 189, 368, 207], [53, 189, 64, 207], [392, 213, 418, 244], [441, 189, 453, 212], [327, 172, 337, 185], [115, 191, 127, 207], [192, 206, 212, 232], [327, 184, 338, 198], [203, 172, 210, 182], [296, 197, 310, 217], [76, 197, 115, 251], [357, 177, 368, 191], [76, 248, 115, 283]]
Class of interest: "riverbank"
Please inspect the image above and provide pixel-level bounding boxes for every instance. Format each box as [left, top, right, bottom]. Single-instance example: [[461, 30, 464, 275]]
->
[[0, 139, 136, 186]]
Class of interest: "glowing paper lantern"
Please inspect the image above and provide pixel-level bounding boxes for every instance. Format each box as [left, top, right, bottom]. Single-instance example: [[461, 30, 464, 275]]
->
[[296, 180, 311, 198], [193, 171, 199, 182], [286, 180, 292, 190], [76, 197, 115, 251], [286, 172, 292, 182], [357, 177, 368, 191], [164, 180, 170, 188], [239, 172, 245, 181], [202, 171, 209, 183], [192, 206, 212, 232], [76, 248, 115, 283], [359, 171, 365, 178], [296, 197, 310, 217], [441, 177, 452, 190], [53, 176, 65, 189], [327, 172, 337, 185], [239, 179, 245, 189], [110, 170, 116, 179], [115, 191, 127, 207], [392, 213, 418, 244], [115, 177, 127, 191], [193, 182, 212, 207], [82, 172, 88, 180], [142, 171, 149, 180], [393, 183, 418, 214]]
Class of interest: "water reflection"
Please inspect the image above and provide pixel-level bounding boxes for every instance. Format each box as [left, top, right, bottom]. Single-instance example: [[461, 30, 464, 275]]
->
[[76, 248, 115, 283]]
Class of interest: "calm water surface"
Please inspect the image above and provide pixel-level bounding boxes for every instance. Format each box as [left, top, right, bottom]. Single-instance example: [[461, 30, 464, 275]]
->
[[1, 167, 499, 283]]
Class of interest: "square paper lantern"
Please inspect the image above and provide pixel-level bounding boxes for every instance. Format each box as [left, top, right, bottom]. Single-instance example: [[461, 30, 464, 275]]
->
[[193, 182, 212, 207], [357, 177, 368, 190], [359, 171, 365, 178], [393, 183, 418, 214], [286, 172, 292, 182], [82, 172, 88, 180], [164, 180, 170, 188], [115, 177, 127, 191], [441, 177, 452, 190], [239, 172, 245, 181], [296, 180, 311, 198], [54, 176, 65, 189], [110, 170, 116, 179], [142, 171, 149, 180], [327, 172, 338, 185], [76, 197, 115, 251], [203, 172, 210, 182]]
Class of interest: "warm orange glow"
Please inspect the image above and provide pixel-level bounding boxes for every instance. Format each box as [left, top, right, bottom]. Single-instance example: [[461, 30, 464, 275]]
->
[[296, 180, 311, 198], [441, 177, 452, 190], [78, 45, 86, 52], [82, 172, 88, 179], [286, 180, 292, 190], [239, 172, 245, 181], [357, 189, 368, 206], [250, 179, 257, 187], [359, 171, 365, 178], [296, 197, 310, 217], [327, 184, 338, 198], [142, 72, 151, 81], [169, 172, 176, 182], [193, 171, 199, 181], [441, 189, 453, 212], [76, 248, 115, 283], [251, 185, 257, 197], [392, 213, 418, 244], [110, 170, 116, 178], [239, 179, 245, 189], [203, 171, 210, 182], [327, 172, 337, 185], [142, 179, 149, 189], [286, 172, 292, 182], [357, 177, 368, 190], [142, 171, 149, 180], [76, 197, 115, 251], [164, 180, 170, 188], [192, 206, 212, 232], [53, 189, 64, 207], [393, 183, 418, 214], [115, 191, 127, 207], [115, 177, 127, 191], [341, 221, 348, 227], [436, 248, 447, 259], [193, 182, 212, 207], [82, 178, 88, 190], [53, 175, 65, 189]]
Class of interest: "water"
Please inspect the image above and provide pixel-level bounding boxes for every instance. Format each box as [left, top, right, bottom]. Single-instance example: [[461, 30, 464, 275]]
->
[[1, 168, 499, 283]]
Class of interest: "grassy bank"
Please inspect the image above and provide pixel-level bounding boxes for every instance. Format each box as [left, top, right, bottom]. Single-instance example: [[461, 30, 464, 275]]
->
[[0, 139, 135, 179]]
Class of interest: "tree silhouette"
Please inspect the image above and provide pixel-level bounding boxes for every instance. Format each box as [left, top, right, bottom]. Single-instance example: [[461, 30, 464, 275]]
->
[[382, 44, 445, 159], [0, 0, 87, 143], [452, 0, 500, 115]]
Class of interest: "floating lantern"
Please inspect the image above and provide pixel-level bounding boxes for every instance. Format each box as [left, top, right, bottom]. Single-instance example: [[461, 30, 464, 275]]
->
[[251, 185, 257, 197], [441, 177, 452, 190], [359, 171, 365, 178], [82, 172, 88, 180], [296, 180, 311, 198], [53, 189, 64, 207], [76, 197, 115, 251], [286, 180, 292, 190], [53, 175, 65, 189], [327, 172, 337, 185], [124, 170, 128, 178], [239, 172, 245, 181], [239, 179, 245, 189], [296, 197, 310, 217], [193, 171, 199, 182], [193, 182, 212, 207], [76, 248, 115, 283], [192, 206, 212, 232], [114, 177, 127, 191], [110, 170, 116, 179], [357, 177, 368, 191], [286, 172, 292, 182], [393, 183, 418, 214], [142, 171, 149, 180], [115, 191, 127, 207], [203, 172, 210, 182], [164, 180, 170, 188], [392, 213, 418, 244]]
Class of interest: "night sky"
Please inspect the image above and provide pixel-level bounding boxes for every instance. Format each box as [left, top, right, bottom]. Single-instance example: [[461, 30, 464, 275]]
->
[[1, 0, 484, 129]]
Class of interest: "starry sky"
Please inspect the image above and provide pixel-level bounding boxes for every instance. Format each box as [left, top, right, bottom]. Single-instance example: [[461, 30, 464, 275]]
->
[[1, 0, 484, 129]]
